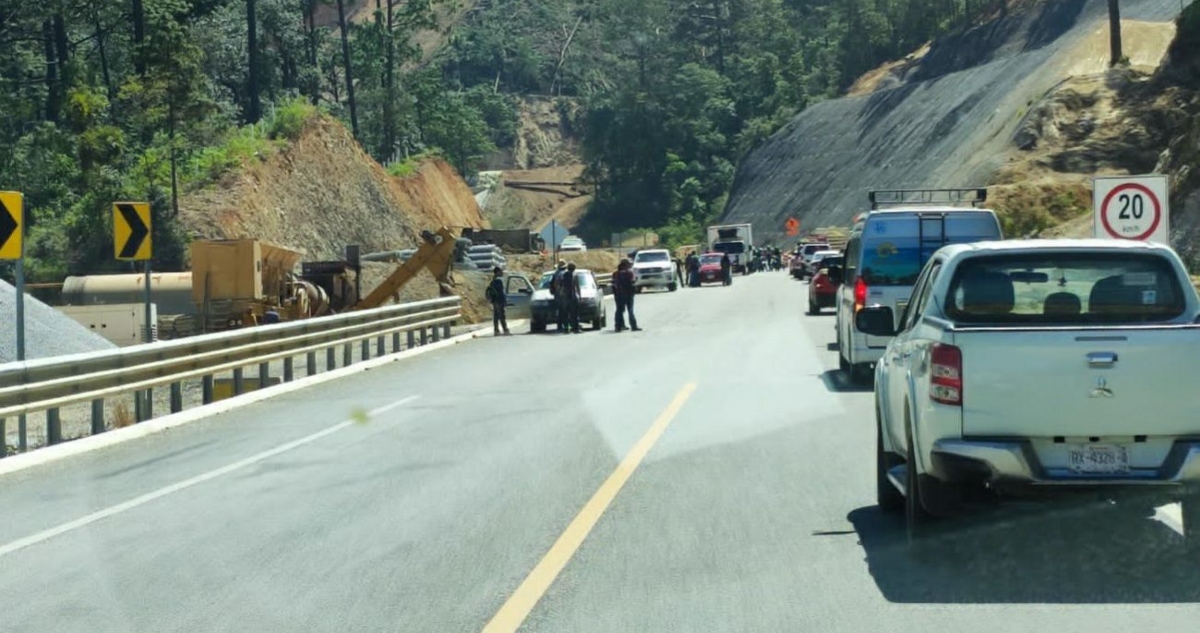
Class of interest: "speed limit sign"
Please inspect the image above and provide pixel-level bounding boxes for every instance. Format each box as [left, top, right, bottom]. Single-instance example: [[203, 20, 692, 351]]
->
[[1093, 175, 1170, 245]]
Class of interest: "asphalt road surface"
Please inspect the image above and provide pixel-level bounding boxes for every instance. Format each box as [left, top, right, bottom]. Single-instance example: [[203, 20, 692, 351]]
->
[[2, 271, 1199, 633]]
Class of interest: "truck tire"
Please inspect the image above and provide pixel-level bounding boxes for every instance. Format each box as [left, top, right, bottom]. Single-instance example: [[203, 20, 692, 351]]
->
[[905, 421, 931, 542], [877, 408, 904, 514], [668, 282, 678, 292], [531, 319, 546, 333], [1182, 496, 1200, 553]]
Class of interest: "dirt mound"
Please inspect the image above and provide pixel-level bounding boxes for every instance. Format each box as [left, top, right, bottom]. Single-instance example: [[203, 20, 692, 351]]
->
[[482, 165, 592, 231], [721, 0, 1188, 243], [180, 114, 485, 262]]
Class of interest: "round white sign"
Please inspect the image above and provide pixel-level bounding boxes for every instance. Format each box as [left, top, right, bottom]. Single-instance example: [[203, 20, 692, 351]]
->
[[1099, 183, 1162, 241]]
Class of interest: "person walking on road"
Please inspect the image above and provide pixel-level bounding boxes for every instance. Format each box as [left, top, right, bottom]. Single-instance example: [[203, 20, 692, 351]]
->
[[720, 253, 733, 286], [613, 259, 641, 332], [551, 259, 569, 332], [563, 262, 582, 334], [686, 251, 700, 288], [486, 266, 511, 336]]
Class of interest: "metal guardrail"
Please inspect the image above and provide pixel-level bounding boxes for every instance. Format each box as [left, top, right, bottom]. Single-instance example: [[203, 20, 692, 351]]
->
[[0, 297, 462, 452]]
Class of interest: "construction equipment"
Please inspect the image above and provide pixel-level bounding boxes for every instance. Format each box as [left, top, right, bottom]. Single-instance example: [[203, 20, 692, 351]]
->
[[354, 227, 458, 310], [191, 239, 330, 331]]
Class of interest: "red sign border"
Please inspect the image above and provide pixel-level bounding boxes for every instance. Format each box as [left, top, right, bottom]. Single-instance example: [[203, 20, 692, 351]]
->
[[1099, 182, 1161, 241]]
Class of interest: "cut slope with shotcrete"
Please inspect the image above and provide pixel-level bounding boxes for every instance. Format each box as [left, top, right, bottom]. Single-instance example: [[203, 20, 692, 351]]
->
[[721, 0, 1191, 243]]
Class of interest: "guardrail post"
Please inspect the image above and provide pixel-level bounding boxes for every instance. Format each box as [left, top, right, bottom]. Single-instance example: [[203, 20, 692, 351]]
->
[[284, 357, 295, 382], [343, 343, 352, 367], [170, 384, 183, 414], [144, 389, 153, 420], [134, 392, 145, 422], [0, 418, 5, 458], [47, 409, 62, 445], [326, 347, 336, 370], [307, 351, 317, 376], [258, 363, 270, 390], [202, 375, 214, 405], [376, 336, 385, 356], [233, 368, 245, 396], [361, 339, 370, 361], [392, 332, 401, 353], [91, 400, 105, 435], [18, 414, 26, 452], [432, 325, 441, 342], [442, 323, 451, 339], [407, 330, 416, 348], [420, 328, 429, 346]]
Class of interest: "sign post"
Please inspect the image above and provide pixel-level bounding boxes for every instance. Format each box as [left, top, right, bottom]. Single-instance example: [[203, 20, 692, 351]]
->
[[1093, 175, 1170, 245], [1, 191, 24, 453], [114, 202, 153, 421]]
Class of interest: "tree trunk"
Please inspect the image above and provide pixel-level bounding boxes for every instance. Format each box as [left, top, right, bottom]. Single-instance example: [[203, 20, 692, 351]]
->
[[131, 0, 147, 76], [92, 0, 115, 100], [1108, 0, 1123, 66], [53, 13, 69, 83], [382, 0, 397, 158], [42, 20, 60, 122], [246, 0, 261, 123], [336, 0, 360, 139], [304, 0, 320, 104]]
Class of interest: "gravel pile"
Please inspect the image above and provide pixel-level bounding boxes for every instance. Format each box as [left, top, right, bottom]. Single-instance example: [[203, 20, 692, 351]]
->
[[720, 0, 1189, 244], [0, 280, 116, 363]]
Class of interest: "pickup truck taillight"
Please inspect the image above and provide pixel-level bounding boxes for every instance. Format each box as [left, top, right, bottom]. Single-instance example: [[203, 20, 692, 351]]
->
[[853, 277, 867, 312], [930, 344, 963, 406]]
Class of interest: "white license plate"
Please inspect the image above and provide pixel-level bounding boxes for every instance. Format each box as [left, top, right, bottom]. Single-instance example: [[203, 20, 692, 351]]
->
[[1068, 444, 1130, 475]]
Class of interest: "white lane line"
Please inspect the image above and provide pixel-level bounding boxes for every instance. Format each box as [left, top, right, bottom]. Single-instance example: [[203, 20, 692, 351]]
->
[[0, 396, 419, 559]]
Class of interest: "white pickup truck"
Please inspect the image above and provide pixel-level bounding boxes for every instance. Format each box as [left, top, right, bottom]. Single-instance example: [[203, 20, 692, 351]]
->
[[858, 239, 1200, 540]]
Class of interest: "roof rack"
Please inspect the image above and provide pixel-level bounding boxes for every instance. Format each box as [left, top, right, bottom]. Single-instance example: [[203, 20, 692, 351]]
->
[[868, 188, 988, 210]]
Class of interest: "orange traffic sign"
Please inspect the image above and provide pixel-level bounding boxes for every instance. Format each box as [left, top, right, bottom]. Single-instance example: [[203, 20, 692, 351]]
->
[[785, 217, 800, 236]]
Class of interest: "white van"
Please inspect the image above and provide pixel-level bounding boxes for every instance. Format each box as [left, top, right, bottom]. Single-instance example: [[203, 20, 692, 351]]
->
[[829, 189, 1002, 383]]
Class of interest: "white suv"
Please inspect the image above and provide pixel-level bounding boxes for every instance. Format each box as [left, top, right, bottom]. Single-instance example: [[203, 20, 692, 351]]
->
[[632, 249, 678, 292]]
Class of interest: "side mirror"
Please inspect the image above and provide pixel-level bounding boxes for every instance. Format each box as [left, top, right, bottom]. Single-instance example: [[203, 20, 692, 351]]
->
[[826, 265, 843, 285], [855, 306, 896, 337]]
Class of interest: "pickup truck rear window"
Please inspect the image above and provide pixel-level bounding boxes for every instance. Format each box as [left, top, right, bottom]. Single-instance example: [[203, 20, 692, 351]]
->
[[944, 253, 1187, 324]]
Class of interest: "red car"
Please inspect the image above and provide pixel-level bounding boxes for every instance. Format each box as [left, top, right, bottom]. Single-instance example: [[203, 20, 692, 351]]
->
[[697, 253, 725, 285], [807, 255, 843, 314]]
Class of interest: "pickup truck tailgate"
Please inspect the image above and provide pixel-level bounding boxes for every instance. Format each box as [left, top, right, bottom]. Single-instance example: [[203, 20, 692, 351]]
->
[[960, 328, 1200, 438]]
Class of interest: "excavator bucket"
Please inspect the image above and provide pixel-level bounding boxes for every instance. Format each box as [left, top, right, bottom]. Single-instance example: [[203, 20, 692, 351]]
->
[[353, 227, 459, 310]]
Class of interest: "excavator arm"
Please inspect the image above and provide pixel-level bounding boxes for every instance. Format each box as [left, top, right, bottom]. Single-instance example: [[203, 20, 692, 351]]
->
[[354, 227, 459, 310]]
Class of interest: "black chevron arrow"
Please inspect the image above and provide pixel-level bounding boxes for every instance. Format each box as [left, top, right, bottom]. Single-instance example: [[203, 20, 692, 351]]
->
[[117, 203, 149, 258], [0, 197, 16, 252]]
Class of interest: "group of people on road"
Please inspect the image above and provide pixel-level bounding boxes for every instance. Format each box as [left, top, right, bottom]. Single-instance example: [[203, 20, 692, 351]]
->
[[548, 260, 584, 334], [684, 251, 733, 287], [487, 257, 642, 336]]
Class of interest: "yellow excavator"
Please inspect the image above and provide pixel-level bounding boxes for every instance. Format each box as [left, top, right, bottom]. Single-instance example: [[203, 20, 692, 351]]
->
[[353, 227, 459, 310]]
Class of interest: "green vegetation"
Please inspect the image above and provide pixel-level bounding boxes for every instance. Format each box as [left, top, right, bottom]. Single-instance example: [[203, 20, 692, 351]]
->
[[387, 149, 444, 178], [440, 0, 1020, 244], [0, 0, 515, 282], [0, 0, 1014, 281]]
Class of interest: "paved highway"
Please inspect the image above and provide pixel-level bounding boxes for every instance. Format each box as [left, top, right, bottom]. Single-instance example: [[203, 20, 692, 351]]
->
[[2, 272, 1199, 632]]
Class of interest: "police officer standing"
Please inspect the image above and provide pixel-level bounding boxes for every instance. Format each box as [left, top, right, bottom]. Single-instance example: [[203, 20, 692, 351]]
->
[[562, 262, 582, 334], [613, 259, 641, 332], [551, 259, 569, 332]]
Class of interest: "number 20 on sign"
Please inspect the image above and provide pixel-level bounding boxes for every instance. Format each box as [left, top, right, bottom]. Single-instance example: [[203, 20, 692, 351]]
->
[[1093, 175, 1170, 245]]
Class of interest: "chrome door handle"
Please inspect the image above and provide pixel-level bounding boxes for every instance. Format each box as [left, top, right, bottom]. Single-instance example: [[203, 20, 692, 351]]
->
[[1087, 352, 1118, 368]]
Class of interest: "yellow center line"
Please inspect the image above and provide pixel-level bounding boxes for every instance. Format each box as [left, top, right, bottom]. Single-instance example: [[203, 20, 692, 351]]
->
[[479, 382, 698, 633]]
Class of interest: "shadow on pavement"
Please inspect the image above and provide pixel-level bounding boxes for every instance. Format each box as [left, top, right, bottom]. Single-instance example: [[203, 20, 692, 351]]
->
[[819, 369, 873, 394], [849, 500, 1200, 603]]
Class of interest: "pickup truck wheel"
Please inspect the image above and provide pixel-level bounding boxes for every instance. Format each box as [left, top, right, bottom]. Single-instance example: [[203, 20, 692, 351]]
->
[[668, 282, 678, 292], [905, 422, 931, 542], [807, 299, 819, 316], [531, 319, 546, 333], [877, 409, 904, 514]]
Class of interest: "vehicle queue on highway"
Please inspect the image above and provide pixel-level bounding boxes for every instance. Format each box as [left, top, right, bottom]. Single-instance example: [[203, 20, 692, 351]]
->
[[783, 187, 1200, 545]]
